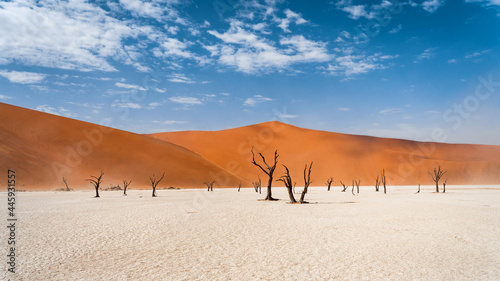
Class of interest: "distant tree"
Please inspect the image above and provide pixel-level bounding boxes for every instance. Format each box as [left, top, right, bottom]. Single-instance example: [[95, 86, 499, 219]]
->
[[86, 171, 104, 198], [237, 182, 242, 192], [381, 169, 387, 194], [62, 176, 70, 191], [149, 172, 165, 197], [340, 181, 348, 192], [252, 176, 262, 194], [416, 184, 420, 194], [354, 179, 361, 194], [443, 179, 448, 193], [325, 177, 334, 191], [374, 175, 380, 192], [277, 165, 297, 203], [123, 180, 131, 196], [205, 181, 215, 191], [427, 163, 446, 193], [298, 162, 313, 204], [251, 147, 279, 201]]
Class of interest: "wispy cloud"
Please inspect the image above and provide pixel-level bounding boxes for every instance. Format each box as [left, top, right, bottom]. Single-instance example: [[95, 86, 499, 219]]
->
[[112, 102, 143, 109], [0, 70, 46, 84], [337, 107, 351, 111], [153, 120, 188, 125], [422, 0, 445, 13], [169, 96, 202, 105], [0, 94, 13, 100], [389, 24, 402, 34], [379, 107, 404, 114], [414, 47, 438, 62], [168, 73, 195, 84], [464, 49, 491, 59], [243, 95, 273, 106], [115, 82, 146, 91]]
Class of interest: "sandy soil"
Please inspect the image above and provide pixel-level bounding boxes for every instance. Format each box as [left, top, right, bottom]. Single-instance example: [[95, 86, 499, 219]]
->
[[1, 186, 499, 280]]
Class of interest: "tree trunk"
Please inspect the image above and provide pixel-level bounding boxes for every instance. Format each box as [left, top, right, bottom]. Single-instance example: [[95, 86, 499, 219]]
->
[[264, 175, 276, 200], [327, 184, 331, 191], [443, 183, 446, 193], [286, 186, 297, 203], [152, 187, 156, 197], [435, 182, 439, 193], [95, 187, 99, 198]]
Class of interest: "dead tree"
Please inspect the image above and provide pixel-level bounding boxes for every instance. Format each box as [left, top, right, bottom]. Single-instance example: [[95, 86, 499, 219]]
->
[[340, 181, 348, 192], [251, 147, 279, 201], [299, 162, 313, 204], [354, 179, 361, 194], [238, 182, 242, 192], [123, 180, 131, 196], [427, 163, 446, 193], [277, 165, 297, 203], [443, 179, 447, 193], [326, 177, 334, 191], [351, 180, 355, 196], [149, 172, 165, 197], [374, 175, 380, 192], [205, 181, 215, 191], [416, 184, 420, 194], [381, 169, 387, 194], [62, 176, 70, 191], [86, 171, 104, 198], [252, 176, 262, 193]]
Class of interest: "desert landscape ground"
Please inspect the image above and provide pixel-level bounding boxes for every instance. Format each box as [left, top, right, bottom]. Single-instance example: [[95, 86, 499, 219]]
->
[[1, 186, 499, 280]]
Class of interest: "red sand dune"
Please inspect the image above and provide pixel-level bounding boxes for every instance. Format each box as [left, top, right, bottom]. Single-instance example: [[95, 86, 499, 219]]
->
[[149, 121, 500, 186], [0, 103, 247, 190]]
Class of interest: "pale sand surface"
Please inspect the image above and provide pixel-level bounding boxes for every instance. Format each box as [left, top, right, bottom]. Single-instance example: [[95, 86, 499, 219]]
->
[[1, 186, 500, 280]]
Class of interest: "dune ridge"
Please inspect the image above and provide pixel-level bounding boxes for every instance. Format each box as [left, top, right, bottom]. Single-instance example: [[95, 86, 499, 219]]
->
[[0, 103, 247, 190], [149, 121, 500, 186]]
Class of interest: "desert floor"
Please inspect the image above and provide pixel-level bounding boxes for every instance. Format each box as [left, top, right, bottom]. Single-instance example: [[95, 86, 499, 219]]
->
[[1, 186, 500, 280]]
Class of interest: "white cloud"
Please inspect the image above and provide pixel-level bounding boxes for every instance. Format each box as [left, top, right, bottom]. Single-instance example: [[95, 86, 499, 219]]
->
[[208, 21, 331, 74], [35, 105, 60, 115], [464, 49, 491, 59], [0, 70, 46, 84], [0, 0, 140, 72], [414, 47, 438, 62], [112, 102, 142, 109], [337, 107, 351, 111], [465, 0, 500, 6], [379, 107, 404, 114], [155, 88, 167, 93], [168, 73, 195, 84], [169, 96, 202, 105], [115, 82, 146, 91], [243, 95, 273, 106], [0, 94, 13, 99], [340, 5, 374, 20], [448, 59, 458, 63], [153, 120, 187, 125], [276, 113, 298, 119], [421, 0, 445, 13], [326, 51, 394, 76], [389, 24, 402, 34], [277, 9, 308, 32]]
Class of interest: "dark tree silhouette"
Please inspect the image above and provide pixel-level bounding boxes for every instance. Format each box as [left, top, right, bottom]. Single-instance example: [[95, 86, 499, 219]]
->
[[205, 181, 215, 191], [340, 181, 348, 192], [149, 172, 165, 197], [252, 176, 262, 194], [354, 180, 360, 194], [325, 177, 334, 191], [251, 147, 279, 201], [443, 179, 448, 193], [277, 165, 297, 203], [381, 169, 387, 194], [374, 175, 380, 192], [237, 182, 242, 192], [87, 172, 104, 198], [123, 180, 131, 196], [62, 176, 70, 191], [351, 180, 355, 196], [298, 162, 313, 204], [428, 163, 446, 193], [416, 184, 420, 194]]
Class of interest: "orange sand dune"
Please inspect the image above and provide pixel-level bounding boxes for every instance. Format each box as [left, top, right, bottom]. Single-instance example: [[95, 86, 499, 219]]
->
[[149, 121, 500, 186], [0, 103, 247, 190]]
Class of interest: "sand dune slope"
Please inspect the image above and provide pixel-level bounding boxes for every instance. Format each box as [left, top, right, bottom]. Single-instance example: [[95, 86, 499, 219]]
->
[[0, 103, 247, 190], [149, 121, 500, 186]]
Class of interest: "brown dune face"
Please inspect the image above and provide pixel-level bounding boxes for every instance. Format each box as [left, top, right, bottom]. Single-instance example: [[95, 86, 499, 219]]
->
[[0, 103, 247, 190], [149, 121, 500, 186]]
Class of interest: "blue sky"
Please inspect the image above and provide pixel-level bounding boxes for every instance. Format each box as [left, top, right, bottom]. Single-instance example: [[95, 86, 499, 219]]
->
[[1, 0, 500, 144]]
